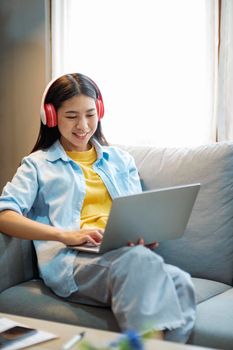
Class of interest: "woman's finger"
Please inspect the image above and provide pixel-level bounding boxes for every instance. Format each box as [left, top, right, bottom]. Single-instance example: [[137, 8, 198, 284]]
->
[[84, 235, 101, 246], [145, 242, 159, 250], [137, 238, 145, 245], [89, 230, 103, 242]]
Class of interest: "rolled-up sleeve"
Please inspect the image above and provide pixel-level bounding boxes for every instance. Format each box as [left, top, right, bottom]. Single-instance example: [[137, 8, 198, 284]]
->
[[0, 157, 39, 215]]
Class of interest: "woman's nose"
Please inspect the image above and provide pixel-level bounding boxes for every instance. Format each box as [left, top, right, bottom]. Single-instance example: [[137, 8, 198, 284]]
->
[[76, 117, 88, 130]]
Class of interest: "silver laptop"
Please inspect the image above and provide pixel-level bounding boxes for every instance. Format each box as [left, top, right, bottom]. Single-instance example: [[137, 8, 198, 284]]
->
[[68, 183, 200, 254]]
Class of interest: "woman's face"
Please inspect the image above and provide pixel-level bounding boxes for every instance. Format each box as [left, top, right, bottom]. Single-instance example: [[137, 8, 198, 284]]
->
[[57, 94, 98, 152]]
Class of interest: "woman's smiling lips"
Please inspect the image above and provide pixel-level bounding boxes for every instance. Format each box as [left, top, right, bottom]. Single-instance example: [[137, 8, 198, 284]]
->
[[72, 131, 89, 140]]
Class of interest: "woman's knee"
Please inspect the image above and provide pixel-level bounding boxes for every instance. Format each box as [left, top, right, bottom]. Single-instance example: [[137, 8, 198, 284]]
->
[[113, 245, 165, 274], [165, 264, 195, 300], [165, 264, 191, 282]]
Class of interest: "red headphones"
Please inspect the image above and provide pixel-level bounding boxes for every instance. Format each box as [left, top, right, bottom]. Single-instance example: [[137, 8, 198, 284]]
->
[[40, 74, 105, 128]]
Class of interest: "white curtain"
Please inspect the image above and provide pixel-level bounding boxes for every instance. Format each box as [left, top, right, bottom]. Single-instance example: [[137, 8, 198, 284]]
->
[[50, 0, 220, 147], [216, 0, 233, 141], [206, 0, 219, 142]]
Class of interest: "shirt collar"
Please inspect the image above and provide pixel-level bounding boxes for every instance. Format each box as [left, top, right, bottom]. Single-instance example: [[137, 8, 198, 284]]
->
[[46, 140, 70, 162], [46, 138, 109, 162], [90, 138, 109, 161]]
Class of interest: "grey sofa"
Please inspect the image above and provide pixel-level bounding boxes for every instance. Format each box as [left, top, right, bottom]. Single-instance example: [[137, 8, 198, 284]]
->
[[0, 142, 233, 349]]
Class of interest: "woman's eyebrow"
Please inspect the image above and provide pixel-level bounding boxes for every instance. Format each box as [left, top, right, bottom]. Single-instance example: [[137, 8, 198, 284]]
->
[[87, 108, 96, 112], [65, 111, 77, 114], [65, 108, 96, 114]]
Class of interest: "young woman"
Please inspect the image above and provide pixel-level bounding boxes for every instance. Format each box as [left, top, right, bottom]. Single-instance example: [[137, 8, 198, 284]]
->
[[0, 73, 196, 343]]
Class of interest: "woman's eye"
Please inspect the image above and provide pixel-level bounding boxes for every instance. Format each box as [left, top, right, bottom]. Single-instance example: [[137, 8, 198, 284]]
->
[[87, 114, 95, 118], [66, 116, 76, 119]]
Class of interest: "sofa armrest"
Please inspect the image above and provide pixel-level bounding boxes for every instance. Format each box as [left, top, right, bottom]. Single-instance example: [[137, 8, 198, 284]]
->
[[0, 232, 37, 293]]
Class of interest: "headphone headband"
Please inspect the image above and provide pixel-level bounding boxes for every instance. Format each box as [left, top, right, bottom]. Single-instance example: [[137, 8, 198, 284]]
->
[[40, 73, 104, 127]]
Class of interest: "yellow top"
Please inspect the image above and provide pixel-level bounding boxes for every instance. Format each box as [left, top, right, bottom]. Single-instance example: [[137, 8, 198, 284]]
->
[[66, 147, 112, 229]]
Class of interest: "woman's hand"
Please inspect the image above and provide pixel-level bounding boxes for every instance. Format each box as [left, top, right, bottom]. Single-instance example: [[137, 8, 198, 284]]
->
[[59, 228, 104, 247], [128, 238, 159, 250]]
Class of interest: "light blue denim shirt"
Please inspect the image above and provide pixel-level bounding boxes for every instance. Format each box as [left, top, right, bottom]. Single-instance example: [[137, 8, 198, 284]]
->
[[0, 139, 142, 297]]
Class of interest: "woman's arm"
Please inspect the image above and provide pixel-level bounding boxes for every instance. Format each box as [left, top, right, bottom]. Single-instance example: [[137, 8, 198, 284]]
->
[[0, 210, 103, 246]]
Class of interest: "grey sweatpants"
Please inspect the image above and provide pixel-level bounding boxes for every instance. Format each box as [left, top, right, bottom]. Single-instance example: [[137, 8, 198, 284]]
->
[[67, 245, 196, 343]]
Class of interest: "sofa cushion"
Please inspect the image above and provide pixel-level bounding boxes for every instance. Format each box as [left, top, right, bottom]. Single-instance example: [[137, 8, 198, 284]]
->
[[192, 277, 231, 304], [0, 279, 120, 332], [124, 142, 233, 285], [0, 234, 36, 293], [188, 288, 233, 350]]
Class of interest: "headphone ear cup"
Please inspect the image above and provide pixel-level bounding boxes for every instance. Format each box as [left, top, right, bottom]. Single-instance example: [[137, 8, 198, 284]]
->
[[44, 103, 57, 127], [96, 98, 104, 120]]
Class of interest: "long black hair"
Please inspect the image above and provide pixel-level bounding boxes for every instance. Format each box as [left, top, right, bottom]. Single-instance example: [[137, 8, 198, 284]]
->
[[31, 73, 108, 153]]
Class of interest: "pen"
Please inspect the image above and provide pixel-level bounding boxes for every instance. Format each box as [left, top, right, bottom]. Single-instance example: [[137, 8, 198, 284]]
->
[[62, 331, 85, 350]]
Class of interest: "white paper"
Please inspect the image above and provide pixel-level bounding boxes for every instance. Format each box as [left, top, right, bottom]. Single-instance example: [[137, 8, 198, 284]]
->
[[0, 317, 57, 350]]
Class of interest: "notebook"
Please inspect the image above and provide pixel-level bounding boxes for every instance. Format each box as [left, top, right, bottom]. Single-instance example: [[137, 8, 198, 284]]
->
[[68, 183, 200, 254]]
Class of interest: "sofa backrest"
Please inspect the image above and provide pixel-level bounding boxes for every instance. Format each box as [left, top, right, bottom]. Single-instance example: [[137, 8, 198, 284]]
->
[[0, 233, 37, 293], [124, 142, 233, 286]]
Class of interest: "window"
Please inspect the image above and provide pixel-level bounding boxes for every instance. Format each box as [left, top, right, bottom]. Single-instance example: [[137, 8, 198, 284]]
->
[[51, 0, 215, 147]]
